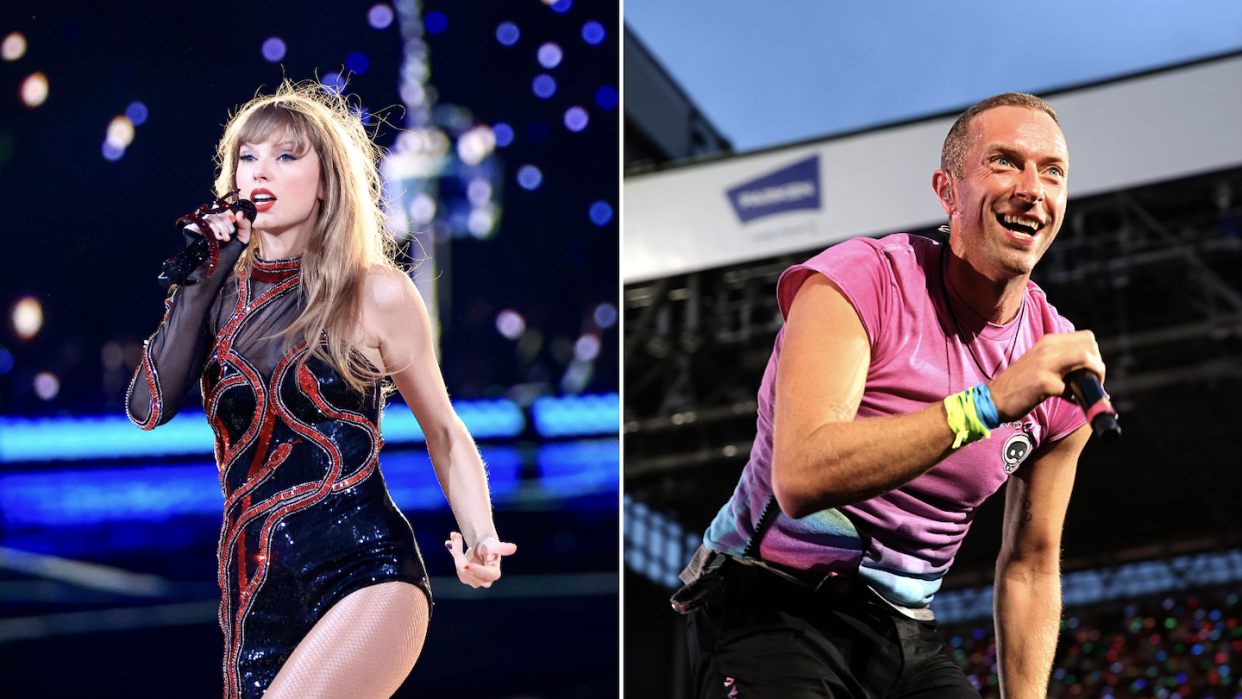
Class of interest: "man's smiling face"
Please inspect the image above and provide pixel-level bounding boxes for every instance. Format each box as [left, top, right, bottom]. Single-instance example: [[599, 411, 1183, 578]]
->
[[948, 105, 1069, 280]]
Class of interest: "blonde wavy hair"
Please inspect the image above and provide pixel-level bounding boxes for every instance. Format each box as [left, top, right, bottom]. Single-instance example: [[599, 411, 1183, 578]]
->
[[214, 80, 401, 393]]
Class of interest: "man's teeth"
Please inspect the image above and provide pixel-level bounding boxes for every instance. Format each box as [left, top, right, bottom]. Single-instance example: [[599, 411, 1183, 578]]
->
[[1002, 214, 1041, 233]]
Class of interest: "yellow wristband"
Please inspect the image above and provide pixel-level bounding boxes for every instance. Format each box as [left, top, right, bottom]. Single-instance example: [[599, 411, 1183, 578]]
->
[[943, 386, 993, 449]]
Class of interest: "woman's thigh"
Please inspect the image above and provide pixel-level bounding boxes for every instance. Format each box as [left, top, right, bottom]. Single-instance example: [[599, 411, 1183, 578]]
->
[[264, 581, 431, 699]]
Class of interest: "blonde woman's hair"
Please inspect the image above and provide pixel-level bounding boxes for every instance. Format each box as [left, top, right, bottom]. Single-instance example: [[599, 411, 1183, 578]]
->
[[214, 80, 400, 393]]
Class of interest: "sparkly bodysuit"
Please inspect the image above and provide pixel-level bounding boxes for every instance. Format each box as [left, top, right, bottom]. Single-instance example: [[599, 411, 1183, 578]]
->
[[127, 241, 430, 699]]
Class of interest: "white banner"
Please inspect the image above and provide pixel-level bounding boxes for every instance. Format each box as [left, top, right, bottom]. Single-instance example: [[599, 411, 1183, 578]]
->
[[624, 53, 1242, 283]]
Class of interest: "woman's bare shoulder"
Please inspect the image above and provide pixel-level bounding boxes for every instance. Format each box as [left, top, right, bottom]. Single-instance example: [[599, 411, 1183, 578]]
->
[[362, 264, 420, 313]]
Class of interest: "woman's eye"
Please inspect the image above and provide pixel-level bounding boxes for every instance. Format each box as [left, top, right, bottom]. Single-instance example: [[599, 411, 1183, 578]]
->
[[278, 153, 296, 162], [239, 154, 255, 162]]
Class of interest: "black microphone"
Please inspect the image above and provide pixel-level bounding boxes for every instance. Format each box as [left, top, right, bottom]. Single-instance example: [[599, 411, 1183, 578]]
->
[[158, 197, 257, 288], [1066, 369, 1121, 443]]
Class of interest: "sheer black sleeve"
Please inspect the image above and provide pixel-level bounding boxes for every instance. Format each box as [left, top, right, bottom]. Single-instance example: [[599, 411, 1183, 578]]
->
[[126, 238, 245, 429]]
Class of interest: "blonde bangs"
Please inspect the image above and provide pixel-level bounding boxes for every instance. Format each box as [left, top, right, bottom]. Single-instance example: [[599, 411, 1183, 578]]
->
[[212, 80, 401, 395]]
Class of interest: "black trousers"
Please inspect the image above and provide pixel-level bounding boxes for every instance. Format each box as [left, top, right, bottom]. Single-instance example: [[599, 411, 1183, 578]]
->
[[687, 563, 982, 699]]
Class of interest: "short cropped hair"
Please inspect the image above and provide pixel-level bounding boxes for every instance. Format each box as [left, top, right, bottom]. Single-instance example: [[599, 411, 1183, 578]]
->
[[941, 93, 1058, 178]]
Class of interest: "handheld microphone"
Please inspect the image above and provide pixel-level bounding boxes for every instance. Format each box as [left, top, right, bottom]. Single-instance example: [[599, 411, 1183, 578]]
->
[[1066, 369, 1121, 443], [158, 194, 257, 288]]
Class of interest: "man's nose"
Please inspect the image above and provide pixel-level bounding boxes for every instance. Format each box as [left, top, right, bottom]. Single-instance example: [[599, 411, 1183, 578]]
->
[[1013, 162, 1044, 203]]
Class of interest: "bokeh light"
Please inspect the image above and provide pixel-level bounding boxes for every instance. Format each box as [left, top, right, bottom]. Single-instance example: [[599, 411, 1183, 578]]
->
[[589, 201, 613, 226], [496, 310, 526, 340], [537, 42, 563, 69], [467, 179, 493, 205], [106, 116, 135, 150], [593, 303, 618, 329], [564, 106, 589, 132], [517, 165, 543, 191], [595, 85, 618, 110], [496, 22, 520, 46], [261, 36, 286, 62], [20, 72, 48, 108], [408, 193, 436, 225], [125, 101, 148, 126], [457, 125, 496, 166], [582, 21, 605, 45], [468, 209, 495, 238], [0, 346, 13, 375], [12, 297, 43, 340], [532, 74, 557, 99], [424, 11, 448, 34], [102, 142, 125, 162], [551, 0, 573, 14], [2, 32, 26, 61], [34, 372, 60, 401], [574, 334, 601, 362], [346, 51, 370, 75], [321, 72, 346, 96], [493, 122, 515, 147], [368, 4, 395, 30]]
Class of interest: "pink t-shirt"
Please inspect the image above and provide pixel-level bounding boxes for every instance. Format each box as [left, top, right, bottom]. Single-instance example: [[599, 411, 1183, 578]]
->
[[703, 234, 1085, 607]]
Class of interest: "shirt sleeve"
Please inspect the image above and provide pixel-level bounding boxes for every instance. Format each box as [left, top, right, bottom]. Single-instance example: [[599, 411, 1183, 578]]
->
[[776, 237, 893, 349], [126, 239, 245, 430]]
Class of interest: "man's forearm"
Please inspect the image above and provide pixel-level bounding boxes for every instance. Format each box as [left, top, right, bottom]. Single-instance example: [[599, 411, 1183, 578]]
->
[[994, 560, 1062, 699], [773, 401, 957, 517]]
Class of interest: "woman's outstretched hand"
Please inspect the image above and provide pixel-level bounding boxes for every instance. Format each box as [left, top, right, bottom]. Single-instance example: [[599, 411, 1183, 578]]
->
[[444, 532, 517, 588]]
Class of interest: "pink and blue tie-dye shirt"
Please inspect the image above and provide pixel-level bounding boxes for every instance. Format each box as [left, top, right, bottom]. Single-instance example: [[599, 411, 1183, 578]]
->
[[702, 233, 1085, 608]]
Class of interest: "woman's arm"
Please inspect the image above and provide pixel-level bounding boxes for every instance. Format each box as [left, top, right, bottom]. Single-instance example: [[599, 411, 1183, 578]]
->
[[362, 266, 515, 588], [127, 211, 249, 429]]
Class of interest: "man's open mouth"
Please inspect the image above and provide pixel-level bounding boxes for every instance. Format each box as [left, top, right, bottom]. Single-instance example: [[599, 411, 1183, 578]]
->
[[998, 213, 1043, 237]]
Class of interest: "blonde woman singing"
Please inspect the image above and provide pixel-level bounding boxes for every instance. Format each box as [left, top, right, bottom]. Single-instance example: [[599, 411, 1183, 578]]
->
[[128, 83, 515, 698]]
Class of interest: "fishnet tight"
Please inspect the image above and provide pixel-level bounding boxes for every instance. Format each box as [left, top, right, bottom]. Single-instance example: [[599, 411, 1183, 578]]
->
[[264, 581, 430, 699]]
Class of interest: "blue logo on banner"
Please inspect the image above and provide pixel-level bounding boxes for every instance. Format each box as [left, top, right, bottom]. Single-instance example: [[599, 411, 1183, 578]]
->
[[726, 155, 821, 223]]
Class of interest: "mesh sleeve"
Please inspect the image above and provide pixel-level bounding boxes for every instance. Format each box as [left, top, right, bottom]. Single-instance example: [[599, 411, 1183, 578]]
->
[[126, 238, 245, 429]]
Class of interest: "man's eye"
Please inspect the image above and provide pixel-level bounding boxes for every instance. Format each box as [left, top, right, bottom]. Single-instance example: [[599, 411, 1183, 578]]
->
[[1048, 166, 1064, 177], [995, 157, 1012, 167]]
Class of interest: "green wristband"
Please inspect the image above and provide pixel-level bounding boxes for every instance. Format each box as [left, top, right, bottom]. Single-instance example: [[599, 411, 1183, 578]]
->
[[943, 386, 993, 449]]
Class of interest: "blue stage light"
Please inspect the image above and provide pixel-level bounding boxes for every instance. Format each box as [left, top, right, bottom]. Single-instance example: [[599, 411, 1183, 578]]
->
[[261, 37, 286, 62], [595, 86, 618, 110], [493, 122, 514, 147], [0, 399, 525, 463], [582, 21, 605, 45], [125, 101, 148, 126], [0, 438, 618, 528], [517, 165, 543, 191], [589, 201, 613, 226], [346, 51, 370, 75], [424, 11, 447, 34], [593, 303, 618, 328], [532, 393, 619, 437], [532, 74, 556, 99], [496, 22, 520, 46], [564, 106, 589, 132], [538, 439, 619, 499], [0, 346, 13, 374], [551, 0, 572, 14]]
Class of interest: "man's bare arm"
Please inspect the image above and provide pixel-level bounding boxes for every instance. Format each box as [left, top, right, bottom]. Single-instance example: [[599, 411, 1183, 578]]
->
[[994, 422, 1089, 699], [772, 274, 1102, 518]]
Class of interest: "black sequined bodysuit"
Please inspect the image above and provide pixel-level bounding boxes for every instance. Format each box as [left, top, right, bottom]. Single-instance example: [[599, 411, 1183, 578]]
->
[[128, 241, 430, 699]]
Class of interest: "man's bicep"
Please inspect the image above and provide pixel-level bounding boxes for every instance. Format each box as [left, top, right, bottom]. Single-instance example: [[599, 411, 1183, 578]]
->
[[774, 273, 871, 441], [1001, 422, 1090, 562]]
